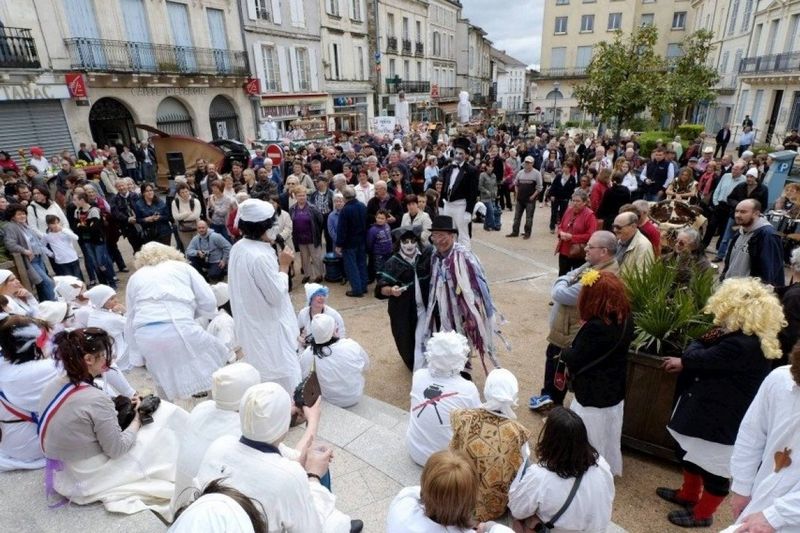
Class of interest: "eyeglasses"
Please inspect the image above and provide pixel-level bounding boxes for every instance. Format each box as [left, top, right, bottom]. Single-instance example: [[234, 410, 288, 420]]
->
[[612, 223, 634, 230], [584, 245, 606, 250]]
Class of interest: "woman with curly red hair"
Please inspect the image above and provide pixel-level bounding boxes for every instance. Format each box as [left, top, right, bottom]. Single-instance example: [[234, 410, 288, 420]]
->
[[561, 270, 633, 476]]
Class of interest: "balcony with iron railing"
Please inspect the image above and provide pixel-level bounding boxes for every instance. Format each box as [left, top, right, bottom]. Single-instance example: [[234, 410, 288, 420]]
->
[[534, 67, 588, 79], [714, 74, 737, 95], [739, 51, 800, 76], [436, 86, 459, 99], [386, 36, 398, 54], [415, 42, 424, 57], [64, 38, 249, 76], [402, 39, 412, 55], [386, 78, 430, 94], [0, 27, 41, 69]]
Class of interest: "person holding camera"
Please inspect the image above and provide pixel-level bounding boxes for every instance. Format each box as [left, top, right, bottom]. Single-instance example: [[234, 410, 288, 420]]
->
[[37, 328, 189, 516], [185, 220, 232, 283]]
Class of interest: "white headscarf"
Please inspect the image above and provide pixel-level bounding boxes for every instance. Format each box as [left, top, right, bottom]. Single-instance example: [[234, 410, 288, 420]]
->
[[168, 492, 254, 533], [310, 313, 336, 344], [53, 275, 84, 303], [0, 269, 13, 285], [86, 284, 116, 309], [424, 331, 470, 377], [211, 282, 230, 307], [239, 382, 291, 444], [212, 362, 261, 411], [482, 368, 519, 420]]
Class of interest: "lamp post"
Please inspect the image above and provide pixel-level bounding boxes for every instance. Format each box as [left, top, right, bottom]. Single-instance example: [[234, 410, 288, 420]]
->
[[552, 81, 560, 127]]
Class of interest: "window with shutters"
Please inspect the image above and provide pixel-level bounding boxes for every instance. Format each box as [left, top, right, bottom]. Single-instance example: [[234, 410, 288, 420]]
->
[[261, 45, 280, 91], [352, 0, 362, 22], [403, 59, 409, 80], [720, 51, 729, 73], [389, 58, 395, 77], [728, 0, 740, 36], [554, 16, 568, 34], [356, 46, 365, 80], [255, 0, 271, 21], [387, 13, 395, 37], [331, 43, 340, 79], [580, 14, 594, 32], [608, 13, 621, 31], [296, 47, 310, 90], [327, 0, 340, 17], [738, 90, 749, 122]]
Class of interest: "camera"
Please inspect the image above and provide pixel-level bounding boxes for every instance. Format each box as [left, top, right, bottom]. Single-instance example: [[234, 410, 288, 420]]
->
[[137, 394, 161, 425]]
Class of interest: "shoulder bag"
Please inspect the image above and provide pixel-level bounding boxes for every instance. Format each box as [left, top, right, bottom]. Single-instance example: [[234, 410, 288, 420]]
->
[[512, 472, 585, 533], [554, 327, 626, 392]]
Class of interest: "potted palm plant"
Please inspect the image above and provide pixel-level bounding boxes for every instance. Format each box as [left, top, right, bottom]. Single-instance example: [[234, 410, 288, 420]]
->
[[621, 259, 716, 459]]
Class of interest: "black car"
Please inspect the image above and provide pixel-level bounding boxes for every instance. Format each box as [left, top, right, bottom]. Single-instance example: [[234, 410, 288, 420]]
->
[[209, 139, 251, 173]]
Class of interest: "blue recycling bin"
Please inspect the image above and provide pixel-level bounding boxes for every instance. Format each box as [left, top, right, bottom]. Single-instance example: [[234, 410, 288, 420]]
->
[[764, 150, 798, 208]]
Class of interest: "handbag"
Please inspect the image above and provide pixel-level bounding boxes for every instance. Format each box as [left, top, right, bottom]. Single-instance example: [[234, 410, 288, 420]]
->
[[567, 243, 585, 259], [512, 473, 584, 533], [178, 220, 197, 232], [553, 329, 626, 392], [293, 356, 321, 409]]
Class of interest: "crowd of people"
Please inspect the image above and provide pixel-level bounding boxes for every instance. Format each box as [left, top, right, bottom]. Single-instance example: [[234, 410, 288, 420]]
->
[[0, 120, 798, 532]]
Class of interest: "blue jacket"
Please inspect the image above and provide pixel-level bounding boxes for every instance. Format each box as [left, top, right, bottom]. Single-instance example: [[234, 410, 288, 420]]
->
[[134, 197, 171, 237], [335, 198, 367, 249], [185, 229, 232, 264]]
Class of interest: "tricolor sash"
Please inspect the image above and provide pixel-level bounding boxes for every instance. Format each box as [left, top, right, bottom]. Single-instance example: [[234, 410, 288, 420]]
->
[[0, 390, 38, 424], [37, 382, 88, 453]]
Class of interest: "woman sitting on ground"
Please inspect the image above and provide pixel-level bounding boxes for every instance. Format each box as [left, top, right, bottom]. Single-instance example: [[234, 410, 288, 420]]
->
[[508, 407, 615, 532], [299, 314, 369, 408], [0, 269, 39, 316], [38, 328, 188, 516], [296, 283, 346, 347], [170, 478, 268, 533]]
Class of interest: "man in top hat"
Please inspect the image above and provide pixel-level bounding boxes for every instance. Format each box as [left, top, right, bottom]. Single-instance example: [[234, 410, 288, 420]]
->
[[439, 137, 479, 250], [228, 199, 301, 393], [424, 215, 505, 377]]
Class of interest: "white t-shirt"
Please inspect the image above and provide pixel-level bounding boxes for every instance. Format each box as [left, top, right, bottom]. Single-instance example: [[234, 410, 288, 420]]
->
[[299, 338, 369, 408], [405, 368, 481, 466], [44, 229, 79, 264]]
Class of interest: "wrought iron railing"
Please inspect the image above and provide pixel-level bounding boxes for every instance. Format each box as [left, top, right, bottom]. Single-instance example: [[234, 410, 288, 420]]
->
[[402, 39, 412, 55], [739, 51, 800, 75], [386, 37, 398, 54], [415, 42, 424, 56], [0, 27, 40, 69], [436, 86, 459, 98], [64, 38, 248, 76], [535, 67, 588, 78], [386, 79, 430, 93]]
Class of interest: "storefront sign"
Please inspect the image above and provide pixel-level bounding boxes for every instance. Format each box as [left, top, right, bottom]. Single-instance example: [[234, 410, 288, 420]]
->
[[130, 87, 208, 96], [65, 73, 88, 98], [371, 116, 396, 134], [0, 83, 70, 102], [244, 78, 261, 96], [430, 84, 440, 98]]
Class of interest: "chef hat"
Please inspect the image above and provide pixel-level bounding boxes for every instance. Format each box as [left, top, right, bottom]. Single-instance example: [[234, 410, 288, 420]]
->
[[482, 368, 519, 420], [86, 284, 116, 309], [304, 283, 328, 305], [746, 167, 759, 178], [425, 331, 470, 377], [53, 276, 84, 302], [235, 199, 274, 227], [212, 362, 261, 411], [36, 301, 69, 327], [0, 269, 13, 285], [211, 282, 230, 307], [310, 313, 336, 344], [169, 492, 254, 533], [239, 382, 291, 444]]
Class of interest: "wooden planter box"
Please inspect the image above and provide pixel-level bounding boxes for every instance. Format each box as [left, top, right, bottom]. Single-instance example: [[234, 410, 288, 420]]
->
[[622, 350, 678, 461]]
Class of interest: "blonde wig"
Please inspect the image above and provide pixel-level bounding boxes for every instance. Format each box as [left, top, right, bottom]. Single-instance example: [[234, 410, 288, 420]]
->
[[704, 277, 786, 359], [133, 241, 187, 269]]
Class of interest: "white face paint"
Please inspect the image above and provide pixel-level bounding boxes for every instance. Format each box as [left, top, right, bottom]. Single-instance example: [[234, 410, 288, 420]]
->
[[400, 241, 418, 256], [453, 149, 466, 164]]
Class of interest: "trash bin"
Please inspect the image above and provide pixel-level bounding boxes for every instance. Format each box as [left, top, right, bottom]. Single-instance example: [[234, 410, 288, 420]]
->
[[323, 252, 343, 282]]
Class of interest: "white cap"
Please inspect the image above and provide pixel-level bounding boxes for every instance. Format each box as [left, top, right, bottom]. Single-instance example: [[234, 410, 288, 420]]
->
[[0, 269, 13, 285], [425, 331, 470, 377], [235, 198, 275, 226], [36, 301, 69, 327], [211, 282, 229, 307], [482, 368, 519, 420], [239, 383, 291, 444], [212, 362, 261, 411], [53, 276, 84, 303], [746, 167, 759, 177], [86, 284, 116, 309], [310, 313, 336, 344]]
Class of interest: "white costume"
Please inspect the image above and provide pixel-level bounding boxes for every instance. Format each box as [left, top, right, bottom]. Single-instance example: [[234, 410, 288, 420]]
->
[[53, 275, 91, 328], [726, 366, 800, 531], [229, 201, 301, 392], [125, 258, 228, 400], [296, 282, 346, 338], [207, 283, 239, 362], [508, 457, 615, 533], [169, 493, 255, 533], [405, 332, 481, 466], [172, 363, 261, 513], [85, 284, 132, 371], [457, 91, 472, 124], [386, 486, 514, 533], [196, 383, 351, 533], [0, 269, 39, 316], [299, 314, 368, 408], [395, 97, 410, 133], [0, 358, 59, 471]]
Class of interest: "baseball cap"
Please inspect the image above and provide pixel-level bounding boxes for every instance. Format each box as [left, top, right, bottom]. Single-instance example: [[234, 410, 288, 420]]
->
[[524, 156, 534, 163]]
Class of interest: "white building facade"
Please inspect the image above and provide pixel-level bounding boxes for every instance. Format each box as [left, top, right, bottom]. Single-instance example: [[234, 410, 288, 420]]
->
[[491, 48, 527, 116]]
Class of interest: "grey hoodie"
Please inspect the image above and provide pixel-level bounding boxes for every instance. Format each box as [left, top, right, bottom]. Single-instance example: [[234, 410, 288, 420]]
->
[[185, 228, 232, 264]]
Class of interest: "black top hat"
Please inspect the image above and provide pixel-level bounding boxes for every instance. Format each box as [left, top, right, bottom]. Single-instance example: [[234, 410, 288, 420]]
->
[[452, 137, 471, 154], [391, 225, 423, 241], [430, 215, 458, 233]]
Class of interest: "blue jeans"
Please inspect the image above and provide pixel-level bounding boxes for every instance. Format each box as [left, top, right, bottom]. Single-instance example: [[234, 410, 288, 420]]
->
[[53, 260, 84, 280], [30, 255, 55, 301], [85, 242, 117, 289], [342, 245, 368, 295], [716, 217, 736, 260], [483, 200, 500, 230], [211, 223, 232, 243]]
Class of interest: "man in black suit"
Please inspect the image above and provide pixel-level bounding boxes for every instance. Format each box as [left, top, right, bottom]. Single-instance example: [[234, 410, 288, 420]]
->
[[439, 137, 479, 250], [715, 124, 731, 158]]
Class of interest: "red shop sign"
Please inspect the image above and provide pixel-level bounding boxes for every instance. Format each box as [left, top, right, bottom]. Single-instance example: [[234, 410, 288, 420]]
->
[[245, 78, 261, 96], [65, 73, 88, 98]]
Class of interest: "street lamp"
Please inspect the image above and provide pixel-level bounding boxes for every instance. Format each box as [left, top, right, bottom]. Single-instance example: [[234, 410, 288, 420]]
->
[[552, 81, 560, 127]]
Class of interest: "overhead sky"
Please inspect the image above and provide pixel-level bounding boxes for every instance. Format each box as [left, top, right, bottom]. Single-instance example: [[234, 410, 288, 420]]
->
[[460, 0, 544, 69]]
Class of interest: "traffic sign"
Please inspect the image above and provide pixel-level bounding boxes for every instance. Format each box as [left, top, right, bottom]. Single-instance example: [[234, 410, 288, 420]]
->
[[266, 143, 283, 166]]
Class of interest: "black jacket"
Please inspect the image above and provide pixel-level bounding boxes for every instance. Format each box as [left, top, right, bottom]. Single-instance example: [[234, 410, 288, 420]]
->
[[727, 181, 769, 213], [548, 174, 578, 201], [440, 162, 479, 213], [669, 331, 770, 445], [597, 184, 632, 228], [562, 317, 634, 408], [716, 128, 731, 144], [723, 222, 785, 288]]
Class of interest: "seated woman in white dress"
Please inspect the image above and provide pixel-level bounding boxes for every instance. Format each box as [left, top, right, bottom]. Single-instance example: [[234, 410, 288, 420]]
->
[[0, 269, 39, 316], [297, 283, 346, 348], [405, 331, 481, 467], [170, 478, 268, 533], [508, 406, 615, 533], [53, 275, 92, 328], [197, 382, 361, 533], [85, 284, 132, 371], [37, 328, 189, 517], [125, 242, 229, 402], [0, 315, 60, 471], [386, 449, 513, 533], [207, 282, 239, 363], [172, 362, 261, 513], [299, 314, 369, 408]]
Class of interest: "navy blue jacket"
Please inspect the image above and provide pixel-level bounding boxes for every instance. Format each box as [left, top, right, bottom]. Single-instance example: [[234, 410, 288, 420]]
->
[[723, 222, 785, 288], [336, 198, 367, 249]]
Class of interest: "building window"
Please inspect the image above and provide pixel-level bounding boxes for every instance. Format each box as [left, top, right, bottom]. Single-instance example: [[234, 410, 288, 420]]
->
[[432, 31, 440, 56], [642, 0, 655, 3], [403, 59, 410, 80], [582, 0, 596, 2], [416, 20, 422, 43], [296, 47, 310, 90], [555, 0, 568, 4], [728, 0, 740, 36], [672, 12, 686, 30], [331, 43, 340, 79], [576, 46, 593, 68], [666, 43, 682, 59], [389, 58, 395, 77], [402, 17, 409, 40], [738, 90, 749, 122], [580, 14, 594, 32], [356, 45, 365, 79], [352, 0, 362, 22], [327, 0, 340, 17], [640, 13, 654, 26], [417, 61, 422, 81], [254, 0, 271, 21], [261, 44, 280, 91], [608, 12, 622, 31], [449, 35, 453, 59], [387, 13, 395, 37], [740, 0, 753, 32], [554, 16, 568, 34], [720, 51, 729, 73], [550, 47, 566, 69]]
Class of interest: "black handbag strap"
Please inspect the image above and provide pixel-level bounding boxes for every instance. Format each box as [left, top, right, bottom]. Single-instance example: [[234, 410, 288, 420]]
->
[[544, 472, 584, 529], [571, 326, 626, 378]]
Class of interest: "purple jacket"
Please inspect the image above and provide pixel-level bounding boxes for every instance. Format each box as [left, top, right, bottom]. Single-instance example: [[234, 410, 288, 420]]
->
[[366, 224, 393, 255]]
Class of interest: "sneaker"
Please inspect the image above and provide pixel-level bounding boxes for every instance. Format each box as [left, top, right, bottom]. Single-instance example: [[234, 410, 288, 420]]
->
[[529, 394, 553, 410]]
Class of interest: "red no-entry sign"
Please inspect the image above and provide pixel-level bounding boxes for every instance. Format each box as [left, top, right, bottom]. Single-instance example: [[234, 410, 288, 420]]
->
[[266, 143, 283, 166]]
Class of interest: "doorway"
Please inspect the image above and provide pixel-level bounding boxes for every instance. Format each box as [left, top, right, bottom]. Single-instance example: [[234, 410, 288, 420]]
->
[[89, 97, 137, 148], [766, 90, 783, 144]]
